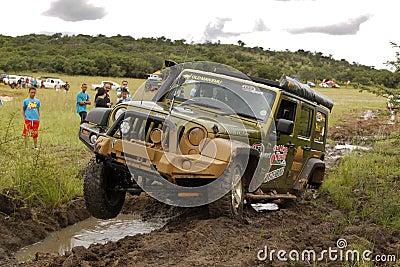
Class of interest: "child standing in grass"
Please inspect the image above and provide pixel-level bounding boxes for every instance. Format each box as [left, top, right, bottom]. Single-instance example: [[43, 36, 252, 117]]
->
[[22, 87, 40, 150]]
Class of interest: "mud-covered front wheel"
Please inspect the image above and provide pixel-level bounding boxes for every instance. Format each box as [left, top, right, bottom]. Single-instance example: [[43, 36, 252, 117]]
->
[[208, 162, 244, 219], [84, 157, 126, 219]]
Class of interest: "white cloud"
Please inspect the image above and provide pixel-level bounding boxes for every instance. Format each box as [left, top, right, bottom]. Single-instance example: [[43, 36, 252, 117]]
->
[[286, 15, 372, 35], [42, 0, 107, 22]]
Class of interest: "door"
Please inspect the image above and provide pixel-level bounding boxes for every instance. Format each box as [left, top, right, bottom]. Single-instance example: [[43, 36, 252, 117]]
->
[[261, 98, 298, 192], [290, 103, 315, 186]]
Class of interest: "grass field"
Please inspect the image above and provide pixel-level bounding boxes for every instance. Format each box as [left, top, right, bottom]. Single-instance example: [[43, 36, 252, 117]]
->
[[0, 77, 388, 207], [316, 87, 387, 126], [0, 74, 145, 207]]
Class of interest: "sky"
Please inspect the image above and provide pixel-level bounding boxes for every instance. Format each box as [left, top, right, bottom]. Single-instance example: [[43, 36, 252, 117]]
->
[[1, 0, 398, 70]]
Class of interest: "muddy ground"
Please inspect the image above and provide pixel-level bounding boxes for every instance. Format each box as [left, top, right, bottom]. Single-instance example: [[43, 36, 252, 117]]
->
[[1, 109, 399, 266]]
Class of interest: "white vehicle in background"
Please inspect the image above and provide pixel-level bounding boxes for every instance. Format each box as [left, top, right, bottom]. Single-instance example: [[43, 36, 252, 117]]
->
[[91, 81, 120, 90], [41, 78, 65, 89], [3, 75, 21, 85]]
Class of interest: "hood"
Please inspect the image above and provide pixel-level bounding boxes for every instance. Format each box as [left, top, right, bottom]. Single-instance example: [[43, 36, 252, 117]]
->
[[124, 101, 262, 141]]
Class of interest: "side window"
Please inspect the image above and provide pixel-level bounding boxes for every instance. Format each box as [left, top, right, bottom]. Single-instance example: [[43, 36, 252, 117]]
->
[[277, 99, 297, 121], [314, 111, 327, 142], [297, 105, 313, 138]]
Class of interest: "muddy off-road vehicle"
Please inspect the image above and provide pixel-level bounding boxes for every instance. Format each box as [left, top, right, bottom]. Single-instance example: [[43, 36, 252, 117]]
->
[[79, 62, 333, 219]]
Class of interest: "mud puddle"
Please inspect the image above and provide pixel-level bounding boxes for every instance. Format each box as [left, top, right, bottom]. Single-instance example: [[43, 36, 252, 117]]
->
[[16, 214, 164, 263]]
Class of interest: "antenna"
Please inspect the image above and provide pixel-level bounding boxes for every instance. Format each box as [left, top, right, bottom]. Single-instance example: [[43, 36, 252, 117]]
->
[[140, 80, 146, 105], [168, 85, 179, 115]]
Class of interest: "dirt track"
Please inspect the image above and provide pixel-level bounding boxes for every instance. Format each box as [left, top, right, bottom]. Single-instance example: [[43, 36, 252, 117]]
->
[[16, 195, 400, 266], [1, 109, 400, 266]]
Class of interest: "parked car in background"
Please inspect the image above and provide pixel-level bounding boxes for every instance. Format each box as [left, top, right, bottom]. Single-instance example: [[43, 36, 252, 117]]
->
[[306, 81, 316, 87], [0, 73, 7, 83], [41, 78, 65, 89], [4, 75, 21, 86], [91, 81, 120, 90]]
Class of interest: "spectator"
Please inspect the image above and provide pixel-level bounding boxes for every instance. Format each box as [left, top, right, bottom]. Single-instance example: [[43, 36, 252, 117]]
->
[[64, 81, 70, 94], [32, 78, 37, 88], [95, 87, 111, 108], [116, 88, 132, 104], [76, 83, 91, 123], [117, 80, 130, 98], [22, 87, 41, 150], [95, 82, 111, 103], [55, 81, 62, 92]]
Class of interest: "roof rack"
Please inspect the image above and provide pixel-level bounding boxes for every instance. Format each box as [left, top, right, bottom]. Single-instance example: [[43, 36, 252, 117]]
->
[[210, 67, 333, 110], [278, 75, 334, 110]]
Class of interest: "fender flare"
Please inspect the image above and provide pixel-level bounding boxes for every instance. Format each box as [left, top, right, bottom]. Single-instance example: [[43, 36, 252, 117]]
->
[[293, 158, 325, 190], [200, 138, 260, 185]]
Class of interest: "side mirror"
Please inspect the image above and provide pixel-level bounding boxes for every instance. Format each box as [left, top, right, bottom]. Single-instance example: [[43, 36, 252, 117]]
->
[[276, 119, 294, 135]]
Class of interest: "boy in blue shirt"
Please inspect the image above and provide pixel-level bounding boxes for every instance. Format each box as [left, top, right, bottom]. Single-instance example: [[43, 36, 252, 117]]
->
[[22, 87, 40, 150], [76, 83, 91, 123]]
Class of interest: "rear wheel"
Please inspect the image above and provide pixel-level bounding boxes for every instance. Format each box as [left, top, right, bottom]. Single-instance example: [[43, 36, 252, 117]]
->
[[209, 162, 244, 219], [295, 170, 322, 201], [84, 157, 126, 219]]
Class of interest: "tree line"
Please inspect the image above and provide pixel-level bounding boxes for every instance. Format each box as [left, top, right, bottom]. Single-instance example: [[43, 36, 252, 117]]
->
[[0, 33, 399, 89]]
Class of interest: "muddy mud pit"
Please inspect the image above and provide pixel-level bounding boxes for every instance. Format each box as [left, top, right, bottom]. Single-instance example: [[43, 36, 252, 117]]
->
[[1, 109, 399, 266]]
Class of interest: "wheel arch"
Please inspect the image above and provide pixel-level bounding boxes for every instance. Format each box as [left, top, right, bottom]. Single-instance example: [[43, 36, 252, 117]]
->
[[293, 157, 326, 190], [230, 143, 260, 189]]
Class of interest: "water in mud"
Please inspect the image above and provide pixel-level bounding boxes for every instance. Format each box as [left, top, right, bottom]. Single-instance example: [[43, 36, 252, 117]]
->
[[16, 214, 164, 263]]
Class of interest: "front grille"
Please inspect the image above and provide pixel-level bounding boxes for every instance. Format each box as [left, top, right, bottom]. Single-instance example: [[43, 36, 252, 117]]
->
[[108, 110, 178, 151]]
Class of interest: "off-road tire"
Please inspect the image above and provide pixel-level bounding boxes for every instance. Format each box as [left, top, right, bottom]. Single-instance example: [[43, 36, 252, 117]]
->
[[209, 162, 244, 219], [84, 157, 126, 219], [294, 180, 320, 201]]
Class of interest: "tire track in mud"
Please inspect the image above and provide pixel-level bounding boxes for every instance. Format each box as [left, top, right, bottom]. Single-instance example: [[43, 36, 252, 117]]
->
[[19, 195, 400, 267]]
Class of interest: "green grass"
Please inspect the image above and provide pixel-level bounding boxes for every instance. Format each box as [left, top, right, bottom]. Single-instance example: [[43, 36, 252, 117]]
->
[[0, 74, 145, 207], [317, 87, 400, 230], [315, 87, 387, 126], [321, 136, 400, 229]]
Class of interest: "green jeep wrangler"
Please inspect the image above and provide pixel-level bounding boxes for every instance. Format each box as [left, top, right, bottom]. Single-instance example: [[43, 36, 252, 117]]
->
[[79, 62, 333, 219]]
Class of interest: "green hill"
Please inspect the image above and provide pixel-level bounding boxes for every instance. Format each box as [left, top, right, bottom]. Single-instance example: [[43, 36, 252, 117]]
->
[[0, 34, 399, 88]]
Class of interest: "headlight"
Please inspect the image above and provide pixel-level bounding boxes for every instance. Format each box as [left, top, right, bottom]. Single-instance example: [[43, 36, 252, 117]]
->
[[150, 128, 162, 144], [188, 127, 206, 146], [120, 120, 131, 135], [114, 107, 127, 120], [89, 134, 98, 144]]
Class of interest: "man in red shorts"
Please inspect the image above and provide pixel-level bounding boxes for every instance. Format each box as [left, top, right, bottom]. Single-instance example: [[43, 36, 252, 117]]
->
[[22, 87, 41, 150]]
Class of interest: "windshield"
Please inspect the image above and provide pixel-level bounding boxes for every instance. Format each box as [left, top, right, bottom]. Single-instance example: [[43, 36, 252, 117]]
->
[[166, 71, 276, 121]]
